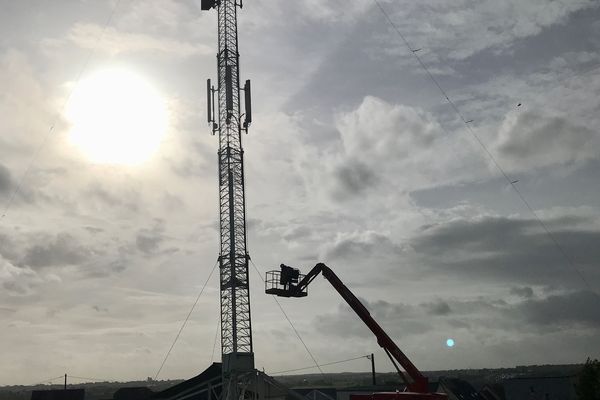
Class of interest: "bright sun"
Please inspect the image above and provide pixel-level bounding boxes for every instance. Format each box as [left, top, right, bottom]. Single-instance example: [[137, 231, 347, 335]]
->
[[66, 68, 168, 165]]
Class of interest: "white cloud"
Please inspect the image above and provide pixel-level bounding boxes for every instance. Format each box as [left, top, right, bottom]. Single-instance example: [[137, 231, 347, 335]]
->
[[64, 23, 211, 57], [117, 0, 192, 33], [338, 96, 438, 158], [0, 257, 38, 296], [0, 50, 55, 150], [494, 110, 599, 171], [331, 96, 483, 197]]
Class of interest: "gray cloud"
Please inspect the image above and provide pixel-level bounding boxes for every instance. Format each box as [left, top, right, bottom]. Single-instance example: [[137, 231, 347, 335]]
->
[[0, 233, 19, 263], [446, 289, 600, 330], [518, 290, 600, 327], [315, 298, 435, 339], [0, 163, 12, 195], [136, 233, 163, 254], [282, 225, 311, 242], [1, 227, 134, 282], [333, 160, 378, 198], [422, 299, 452, 316], [377, 1, 599, 62], [510, 286, 534, 299], [326, 96, 481, 197], [162, 192, 186, 213], [3, 280, 28, 295], [480, 290, 600, 330], [136, 221, 166, 255], [315, 289, 599, 342], [0, 254, 38, 296], [84, 226, 104, 234], [168, 139, 214, 178], [22, 233, 91, 268], [325, 231, 405, 261], [495, 111, 598, 171], [411, 215, 600, 287], [336, 97, 440, 160], [0, 163, 34, 204], [86, 184, 140, 213]]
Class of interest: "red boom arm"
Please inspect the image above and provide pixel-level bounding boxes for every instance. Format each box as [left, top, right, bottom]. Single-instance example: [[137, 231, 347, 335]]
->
[[284, 263, 429, 393]]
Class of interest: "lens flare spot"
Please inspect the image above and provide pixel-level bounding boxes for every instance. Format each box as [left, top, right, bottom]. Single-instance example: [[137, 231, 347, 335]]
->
[[446, 338, 455, 348]]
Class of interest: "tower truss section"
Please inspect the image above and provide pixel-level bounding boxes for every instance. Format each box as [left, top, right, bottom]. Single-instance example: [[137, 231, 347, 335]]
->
[[204, 0, 254, 374]]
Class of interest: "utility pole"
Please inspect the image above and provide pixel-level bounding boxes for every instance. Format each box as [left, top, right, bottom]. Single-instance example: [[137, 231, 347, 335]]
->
[[64, 374, 67, 390], [370, 354, 376, 386], [203, 0, 254, 399]]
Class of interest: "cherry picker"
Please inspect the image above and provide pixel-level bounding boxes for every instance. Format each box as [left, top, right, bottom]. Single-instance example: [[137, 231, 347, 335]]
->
[[265, 263, 446, 400]]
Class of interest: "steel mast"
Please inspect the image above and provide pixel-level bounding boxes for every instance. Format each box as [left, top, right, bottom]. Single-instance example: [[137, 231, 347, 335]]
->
[[203, 0, 254, 381]]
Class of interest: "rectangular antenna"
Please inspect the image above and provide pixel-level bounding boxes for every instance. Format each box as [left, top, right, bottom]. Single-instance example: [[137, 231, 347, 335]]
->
[[201, 0, 216, 10], [225, 66, 233, 114], [244, 80, 252, 127], [207, 78, 212, 124]]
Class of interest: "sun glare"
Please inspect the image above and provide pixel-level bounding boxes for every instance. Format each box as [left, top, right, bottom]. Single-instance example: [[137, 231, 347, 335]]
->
[[66, 68, 168, 165]]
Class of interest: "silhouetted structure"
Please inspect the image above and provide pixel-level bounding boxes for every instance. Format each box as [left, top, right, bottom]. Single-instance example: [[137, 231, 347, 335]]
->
[[479, 384, 504, 400], [336, 386, 402, 400], [503, 376, 577, 400], [437, 378, 484, 400], [203, 0, 255, 386], [152, 363, 298, 400], [113, 387, 154, 400], [292, 388, 336, 400], [31, 389, 85, 400], [153, 363, 222, 400]]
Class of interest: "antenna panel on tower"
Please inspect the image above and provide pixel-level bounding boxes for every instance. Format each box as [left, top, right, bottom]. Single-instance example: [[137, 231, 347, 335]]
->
[[207, 78, 212, 123], [201, 0, 216, 10], [244, 80, 252, 126]]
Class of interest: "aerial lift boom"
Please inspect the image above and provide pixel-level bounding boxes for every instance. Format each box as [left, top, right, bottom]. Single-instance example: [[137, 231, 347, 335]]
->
[[265, 263, 446, 400]]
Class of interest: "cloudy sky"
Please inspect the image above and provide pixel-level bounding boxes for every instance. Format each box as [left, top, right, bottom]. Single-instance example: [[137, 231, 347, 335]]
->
[[1, 0, 600, 385]]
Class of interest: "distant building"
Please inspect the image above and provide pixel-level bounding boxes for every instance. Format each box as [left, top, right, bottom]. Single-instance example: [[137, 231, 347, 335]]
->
[[31, 389, 85, 400], [502, 376, 577, 400]]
